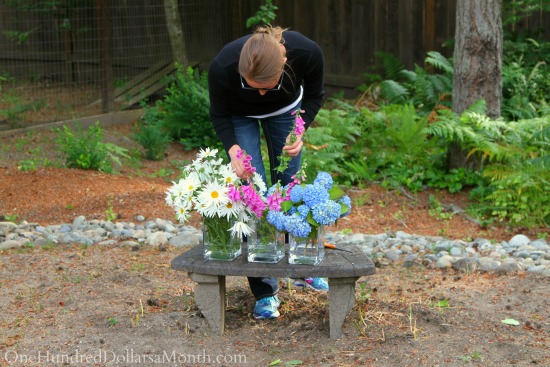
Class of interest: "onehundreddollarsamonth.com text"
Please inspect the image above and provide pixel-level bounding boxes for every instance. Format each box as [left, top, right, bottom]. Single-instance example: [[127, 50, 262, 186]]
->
[[4, 349, 248, 365]]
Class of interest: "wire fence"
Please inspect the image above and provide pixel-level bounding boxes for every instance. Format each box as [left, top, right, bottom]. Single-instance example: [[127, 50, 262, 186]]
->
[[1, 1, 549, 129], [0, 0, 226, 129]]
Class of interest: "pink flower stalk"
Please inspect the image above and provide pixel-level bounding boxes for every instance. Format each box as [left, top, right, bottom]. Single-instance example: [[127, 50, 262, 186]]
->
[[267, 190, 283, 211], [227, 185, 241, 202], [241, 185, 266, 218], [292, 109, 306, 136], [236, 149, 256, 175], [292, 172, 306, 185], [283, 173, 306, 197], [295, 115, 305, 136]]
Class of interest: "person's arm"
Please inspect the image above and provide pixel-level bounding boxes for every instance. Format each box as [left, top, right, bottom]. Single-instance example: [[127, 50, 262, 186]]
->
[[208, 61, 238, 153], [208, 62, 250, 179], [300, 41, 325, 129], [283, 39, 325, 156]]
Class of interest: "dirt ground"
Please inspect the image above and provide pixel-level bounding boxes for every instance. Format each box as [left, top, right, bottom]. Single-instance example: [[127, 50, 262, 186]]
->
[[0, 121, 549, 367]]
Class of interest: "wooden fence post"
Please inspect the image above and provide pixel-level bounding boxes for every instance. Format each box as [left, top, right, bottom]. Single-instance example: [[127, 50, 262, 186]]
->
[[96, 0, 114, 113]]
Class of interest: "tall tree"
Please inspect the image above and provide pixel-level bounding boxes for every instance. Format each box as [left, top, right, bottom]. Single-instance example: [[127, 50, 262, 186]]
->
[[164, 0, 189, 66], [449, 0, 503, 169]]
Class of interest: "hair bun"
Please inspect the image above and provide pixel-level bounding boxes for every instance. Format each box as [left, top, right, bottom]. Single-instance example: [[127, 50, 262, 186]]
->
[[253, 25, 272, 35]]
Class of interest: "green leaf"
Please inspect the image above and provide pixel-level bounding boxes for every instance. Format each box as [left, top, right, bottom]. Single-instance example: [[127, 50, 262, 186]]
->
[[280, 201, 294, 213], [501, 318, 520, 326], [285, 361, 304, 366], [430, 299, 449, 308], [328, 186, 346, 200], [269, 359, 281, 366], [339, 203, 349, 215]]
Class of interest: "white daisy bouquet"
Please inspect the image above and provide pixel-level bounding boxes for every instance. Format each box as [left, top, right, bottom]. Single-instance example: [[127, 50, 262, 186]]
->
[[165, 148, 267, 247]]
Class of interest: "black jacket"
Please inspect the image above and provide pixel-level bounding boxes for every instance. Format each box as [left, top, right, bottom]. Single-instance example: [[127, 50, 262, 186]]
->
[[208, 30, 325, 152]]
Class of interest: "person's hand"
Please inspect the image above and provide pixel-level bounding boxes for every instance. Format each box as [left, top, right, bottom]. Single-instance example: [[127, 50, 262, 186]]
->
[[282, 134, 304, 157], [228, 145, 252, 180]]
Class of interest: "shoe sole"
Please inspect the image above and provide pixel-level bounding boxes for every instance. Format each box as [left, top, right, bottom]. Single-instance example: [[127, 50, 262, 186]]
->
[[284, 278, 306, 289], [303, 282, 328, 292], [284, 278, 328, 292], [254, 310, 280, 320]]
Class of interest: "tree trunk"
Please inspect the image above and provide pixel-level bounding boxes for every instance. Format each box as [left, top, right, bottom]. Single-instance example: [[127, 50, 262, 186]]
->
[[164, 0, 189, 67], [448, 0, 503, 169]]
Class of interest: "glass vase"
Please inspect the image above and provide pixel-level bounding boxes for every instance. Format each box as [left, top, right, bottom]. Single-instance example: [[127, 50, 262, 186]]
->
[[288, 225, 325, 265], [247, 217, 284, 263], [202, 216, 242, 261]]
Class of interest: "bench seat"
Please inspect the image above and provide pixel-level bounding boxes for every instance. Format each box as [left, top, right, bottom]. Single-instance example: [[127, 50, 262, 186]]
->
[[171, 244, 376, 339]]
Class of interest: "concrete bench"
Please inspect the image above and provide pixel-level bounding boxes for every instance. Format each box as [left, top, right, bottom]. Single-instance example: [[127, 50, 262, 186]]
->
[[171, 245, 376, 339]]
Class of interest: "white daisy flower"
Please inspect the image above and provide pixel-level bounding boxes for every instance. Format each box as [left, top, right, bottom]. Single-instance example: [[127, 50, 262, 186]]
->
[[178, 175, 201, 195], [219, 165, 239, 186], [165, 190, 175, 206], [175, 205, 191, 223], [230, 220, 253, 238], [197, 147, 218, 160], [252, 172, 267, 194], [197, 182, 229, 210], [219, 200, 244, 218]]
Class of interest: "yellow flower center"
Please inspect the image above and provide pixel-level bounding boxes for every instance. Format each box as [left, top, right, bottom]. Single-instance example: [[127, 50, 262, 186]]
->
[[211, 191, 219, 199]]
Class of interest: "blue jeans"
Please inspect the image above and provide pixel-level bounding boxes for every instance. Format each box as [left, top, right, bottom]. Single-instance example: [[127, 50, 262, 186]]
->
[[231, 106, 301, 300]]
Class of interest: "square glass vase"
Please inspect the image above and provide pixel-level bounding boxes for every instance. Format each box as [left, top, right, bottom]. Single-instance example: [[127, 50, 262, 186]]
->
[[288, 225, 325, 265], [202, 216, 242, 261], [247, 217, 284, 263]]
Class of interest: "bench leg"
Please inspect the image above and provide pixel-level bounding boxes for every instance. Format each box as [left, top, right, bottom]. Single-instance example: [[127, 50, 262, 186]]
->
[[189, 273, 226, 335], [328, 277, 358, 339]]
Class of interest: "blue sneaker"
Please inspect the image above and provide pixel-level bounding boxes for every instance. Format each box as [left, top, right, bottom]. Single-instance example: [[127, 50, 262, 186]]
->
[[285, 278, 329, 292], [253, 295, 281, 320], [304, 277, 329, 291]]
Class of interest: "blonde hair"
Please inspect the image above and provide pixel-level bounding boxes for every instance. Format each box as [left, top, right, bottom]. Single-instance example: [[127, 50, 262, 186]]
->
[[239, 25, 286, 84]]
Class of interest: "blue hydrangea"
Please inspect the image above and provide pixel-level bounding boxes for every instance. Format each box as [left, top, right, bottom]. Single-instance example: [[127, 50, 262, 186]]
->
[[289, 185, 304, 203], [284, 214, 311, 238], [295, 220, 312, 238], [314, 172, 333, 190], [296, 204, 310, 220], [311, 200, 341, 225], [302, 183, 330, 208], [338, 195, 352, 217], [267, 211, 286, 231]]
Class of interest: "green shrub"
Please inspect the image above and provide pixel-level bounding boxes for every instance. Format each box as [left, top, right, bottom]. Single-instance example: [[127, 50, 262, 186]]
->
[[135, 103, 173, 160], [55, 121, 128, 173], [159, 66, 220, 150]]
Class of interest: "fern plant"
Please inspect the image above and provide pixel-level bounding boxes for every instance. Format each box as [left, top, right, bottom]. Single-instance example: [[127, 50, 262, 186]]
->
[[428, 105, 549, 226], [501, 40, 550, 120], [334, 102, 449, 191], [301, 106, 361, 184], [159, 65, 220, 150], [360, 51, 454, 116]]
